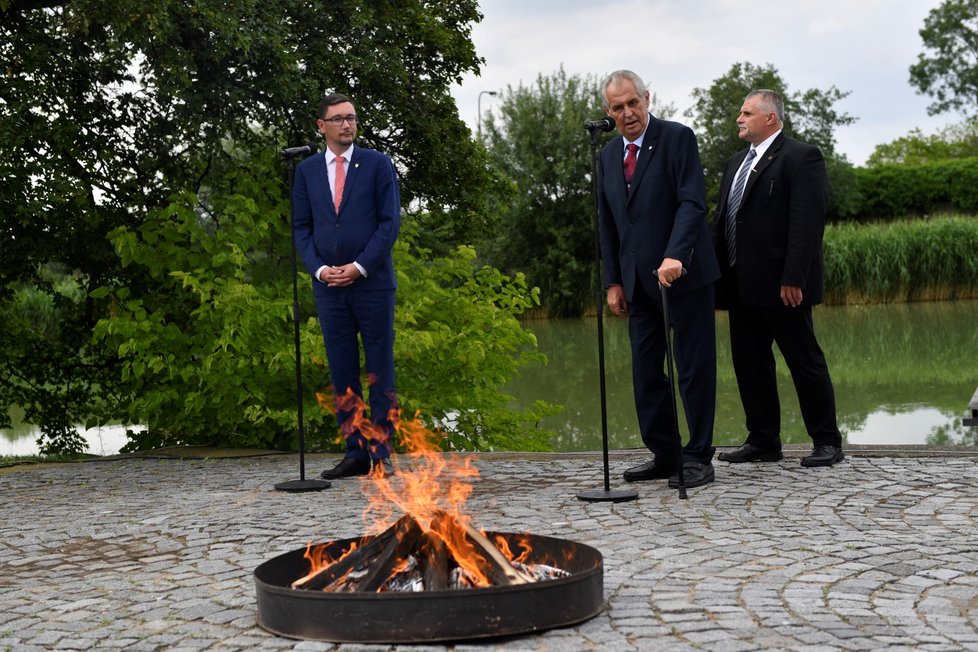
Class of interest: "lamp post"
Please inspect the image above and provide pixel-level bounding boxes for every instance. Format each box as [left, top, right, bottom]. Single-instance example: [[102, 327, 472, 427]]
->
[[477, 90, 499, 137]]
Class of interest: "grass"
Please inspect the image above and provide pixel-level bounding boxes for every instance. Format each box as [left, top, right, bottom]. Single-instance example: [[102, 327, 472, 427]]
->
[[824, 215, 978, 304]]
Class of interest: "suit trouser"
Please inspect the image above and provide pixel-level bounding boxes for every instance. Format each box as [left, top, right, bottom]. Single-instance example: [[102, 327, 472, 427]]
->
[[628, 281, 717, 465], [315, 288, 397, 461], [728, 297, 842, 449]]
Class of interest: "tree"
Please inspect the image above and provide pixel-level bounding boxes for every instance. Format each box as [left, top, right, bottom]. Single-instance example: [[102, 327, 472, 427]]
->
[[866, 120, 978, 165], [909, 0, 978, 117], [686, 62, 857, 219], [93, 159, 557, 453], [481, 67, 675, 317], [0, 0, 513, 453]]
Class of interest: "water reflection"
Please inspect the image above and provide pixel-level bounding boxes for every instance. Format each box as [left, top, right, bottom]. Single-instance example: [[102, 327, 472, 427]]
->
[[1, 407, 136, 457], [5, 301, 976, 456], [508, 300, 978, 451]]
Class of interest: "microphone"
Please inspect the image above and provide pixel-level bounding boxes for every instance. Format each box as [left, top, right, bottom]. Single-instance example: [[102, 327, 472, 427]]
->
[[280, 142, 318, 158], [584, 117, 616, 132]]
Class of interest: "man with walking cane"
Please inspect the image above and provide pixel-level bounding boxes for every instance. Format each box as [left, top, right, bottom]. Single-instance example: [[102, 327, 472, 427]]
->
[[597, 70, 720, 489]]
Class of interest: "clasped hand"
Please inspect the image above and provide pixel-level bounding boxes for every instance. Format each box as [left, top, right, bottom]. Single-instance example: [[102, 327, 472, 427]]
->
[[320, 263, 361, 287]]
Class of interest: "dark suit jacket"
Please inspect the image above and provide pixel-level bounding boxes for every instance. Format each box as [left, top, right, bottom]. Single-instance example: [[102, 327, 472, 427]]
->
[[713, 133, 828, 309], [598, 116, 719, 300], [293, 145, 401, 295]]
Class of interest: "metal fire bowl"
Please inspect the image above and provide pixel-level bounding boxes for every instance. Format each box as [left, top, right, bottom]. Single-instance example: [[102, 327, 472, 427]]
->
[[254, 531, 604, 643]]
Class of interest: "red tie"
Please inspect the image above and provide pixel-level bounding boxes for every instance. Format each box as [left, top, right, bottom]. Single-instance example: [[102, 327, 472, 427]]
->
[[623, 143, 638, 184], [333, 154, 346, 212]]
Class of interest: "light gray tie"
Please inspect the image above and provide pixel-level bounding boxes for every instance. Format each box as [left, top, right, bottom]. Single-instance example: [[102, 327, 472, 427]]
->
[[725, 148, 756, 266]]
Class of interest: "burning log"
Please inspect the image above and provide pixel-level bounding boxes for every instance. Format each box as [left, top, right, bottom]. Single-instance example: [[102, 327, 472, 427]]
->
[[420, 531, 450, 591], [453, 517, 533, 585], [356, 516, 423, 592], [293, 511, 554, 593], [291, 515, 413, 591]]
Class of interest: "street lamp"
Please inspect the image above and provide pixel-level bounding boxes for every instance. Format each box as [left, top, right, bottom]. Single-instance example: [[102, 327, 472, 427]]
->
[[477, 90, 499, 137]]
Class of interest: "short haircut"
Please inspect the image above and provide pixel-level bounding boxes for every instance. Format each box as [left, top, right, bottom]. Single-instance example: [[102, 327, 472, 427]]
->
[[317, 93, 353, 119], [746, 89, 784, 125], [601, 70, 648, 110]]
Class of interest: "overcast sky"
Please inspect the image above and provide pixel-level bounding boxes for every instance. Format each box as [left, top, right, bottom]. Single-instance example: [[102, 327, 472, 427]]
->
[[451, 0, 962, 165]]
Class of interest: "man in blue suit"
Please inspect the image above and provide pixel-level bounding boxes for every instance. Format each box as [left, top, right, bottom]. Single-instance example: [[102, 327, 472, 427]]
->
[[293, 93, 401, 479], [598, 70, 720, 488]]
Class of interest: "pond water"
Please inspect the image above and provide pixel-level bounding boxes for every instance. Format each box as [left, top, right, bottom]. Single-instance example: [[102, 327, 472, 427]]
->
[[507, 300, 978, 451], [4, 300, 977, 456], [0, 417, 134, 457]]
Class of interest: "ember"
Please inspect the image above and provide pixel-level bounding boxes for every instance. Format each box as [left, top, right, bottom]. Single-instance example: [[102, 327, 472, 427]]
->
[[291, 512, 571, 593]]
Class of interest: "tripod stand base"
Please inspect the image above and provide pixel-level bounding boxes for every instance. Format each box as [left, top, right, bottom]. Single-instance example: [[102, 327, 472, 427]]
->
[[576, 488, 639, 502], [275, 478, 331, 492]]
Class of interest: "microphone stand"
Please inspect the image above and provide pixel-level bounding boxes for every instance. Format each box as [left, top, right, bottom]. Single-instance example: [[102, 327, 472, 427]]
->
[[577, 126, 638, 504], [275, 149, 331, 492]]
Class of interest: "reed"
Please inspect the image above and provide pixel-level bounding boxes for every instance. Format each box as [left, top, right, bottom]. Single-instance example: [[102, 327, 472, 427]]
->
[[824, 215, 978, 304]]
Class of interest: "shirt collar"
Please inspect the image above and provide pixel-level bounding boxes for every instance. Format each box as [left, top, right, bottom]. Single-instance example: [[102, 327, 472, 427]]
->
[[752, 129, 781, 161], [325, 144, 354, 164]]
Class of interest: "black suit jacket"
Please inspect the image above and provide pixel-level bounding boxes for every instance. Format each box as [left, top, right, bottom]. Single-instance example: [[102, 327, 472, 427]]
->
[[598, 116, 719, 300], [713, 133, 828, 309]]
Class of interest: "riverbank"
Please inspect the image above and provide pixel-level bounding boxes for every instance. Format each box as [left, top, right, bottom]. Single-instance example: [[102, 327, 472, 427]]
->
[[2, 446, 977, 650]]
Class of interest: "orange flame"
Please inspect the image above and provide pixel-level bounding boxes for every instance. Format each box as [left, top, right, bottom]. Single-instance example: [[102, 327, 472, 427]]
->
[[314, 387, 526, 588]]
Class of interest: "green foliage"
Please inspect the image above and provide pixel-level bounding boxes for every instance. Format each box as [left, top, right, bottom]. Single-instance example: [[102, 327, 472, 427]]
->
[[1, 0, 498, 453], [909, 0, 978, 117], [92, 162, 557, 452], [93, 175, 309, 450], [849, 157, 978, 219], [0, 265, 120, 455], [480, 68, 607, 318], [866, 121, 978, 166], [823, 216, 978, 304], [392, 223, 558, 451], [685, 62, 858, 217]]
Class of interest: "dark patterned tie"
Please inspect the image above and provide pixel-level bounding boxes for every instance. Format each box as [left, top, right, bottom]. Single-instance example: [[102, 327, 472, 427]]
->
[[623, 143, 639, 184], [724, 148, 756, 266]]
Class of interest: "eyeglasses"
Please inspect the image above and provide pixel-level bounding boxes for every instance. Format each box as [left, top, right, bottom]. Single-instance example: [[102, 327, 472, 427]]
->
[[321, 114, 358, 126]]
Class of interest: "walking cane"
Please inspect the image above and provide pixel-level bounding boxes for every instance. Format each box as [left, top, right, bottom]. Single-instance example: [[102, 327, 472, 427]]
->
[[654, 269, 688, 500]]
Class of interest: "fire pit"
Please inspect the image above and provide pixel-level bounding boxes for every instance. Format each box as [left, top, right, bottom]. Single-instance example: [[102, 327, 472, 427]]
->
[[256, 400, 605, 643], [254, 529, 603, 643]]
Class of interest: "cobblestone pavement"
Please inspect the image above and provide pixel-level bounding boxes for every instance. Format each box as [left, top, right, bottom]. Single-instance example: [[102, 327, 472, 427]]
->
[[2, 446, 977, 651]]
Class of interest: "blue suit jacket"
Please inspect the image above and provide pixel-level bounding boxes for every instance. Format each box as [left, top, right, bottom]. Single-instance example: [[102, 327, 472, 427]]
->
[[598, 116, 719, 300], [293, 145, 400, 295]]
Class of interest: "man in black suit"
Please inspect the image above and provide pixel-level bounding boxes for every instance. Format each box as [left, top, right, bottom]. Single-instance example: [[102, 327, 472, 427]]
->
[[598, 70, 720, 488], [293, 94, 401, 479], [713, 89, 844, 468]]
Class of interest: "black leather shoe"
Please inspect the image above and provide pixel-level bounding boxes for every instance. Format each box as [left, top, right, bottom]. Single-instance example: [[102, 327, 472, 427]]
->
[[371, 457, 395, 477], [668, 462, 715, 488], [320, 457, 371, 479], [623, 459, 677, 482], [717, 443, 783, 463], [801, 445, 845, 467]]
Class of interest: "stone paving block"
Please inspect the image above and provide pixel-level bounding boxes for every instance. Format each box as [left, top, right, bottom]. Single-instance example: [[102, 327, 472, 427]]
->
[[2, 452, 978, 649]]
